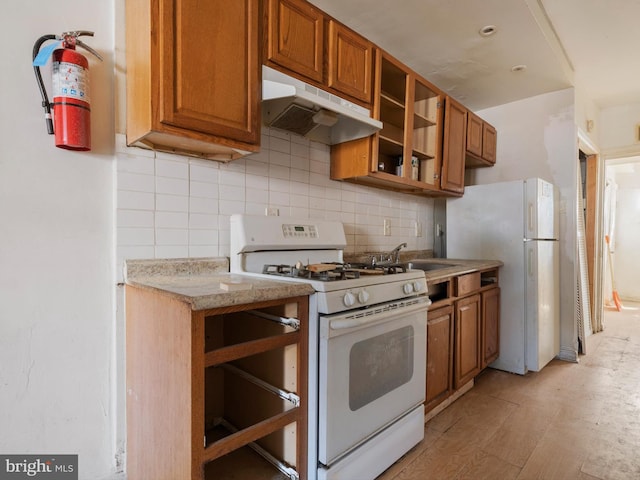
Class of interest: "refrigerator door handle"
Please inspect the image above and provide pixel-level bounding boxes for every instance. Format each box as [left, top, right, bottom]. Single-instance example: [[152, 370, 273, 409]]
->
[[528, 202, 534, 233], [528, 247, 533, 276]]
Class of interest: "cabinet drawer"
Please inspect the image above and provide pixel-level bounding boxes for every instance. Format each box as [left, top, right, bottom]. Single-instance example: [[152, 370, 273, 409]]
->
[[455, 272, 480, 296]]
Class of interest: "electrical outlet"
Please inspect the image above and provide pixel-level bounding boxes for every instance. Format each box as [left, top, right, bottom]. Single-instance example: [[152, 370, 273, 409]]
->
[[383, 219, 391, 236], [415, 221, 423, 237], [265, 207, 280, 216]]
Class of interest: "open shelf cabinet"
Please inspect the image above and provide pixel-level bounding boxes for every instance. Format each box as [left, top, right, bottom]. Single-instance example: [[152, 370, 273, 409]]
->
[[331, 48, 451, 196], [126, 286, 309, 480]]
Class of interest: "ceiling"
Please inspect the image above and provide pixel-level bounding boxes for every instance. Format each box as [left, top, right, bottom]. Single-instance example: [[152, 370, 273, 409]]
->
[[309, 0, 640, 111]]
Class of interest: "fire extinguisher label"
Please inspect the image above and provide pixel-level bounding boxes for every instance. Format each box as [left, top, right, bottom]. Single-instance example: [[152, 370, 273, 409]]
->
[[52, 61, 90, 103]]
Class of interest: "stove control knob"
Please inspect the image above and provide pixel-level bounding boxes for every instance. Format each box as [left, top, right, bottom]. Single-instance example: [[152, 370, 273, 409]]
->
[[358, 289, 370, 304], [343, 291, 356, 307], [403, 283, 414, 295], [413, 281, 424, 293]]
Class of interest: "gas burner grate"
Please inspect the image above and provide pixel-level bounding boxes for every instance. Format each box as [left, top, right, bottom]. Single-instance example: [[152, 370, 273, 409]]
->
[[261, 262, 409, 281], [262, 263, 361, 281]]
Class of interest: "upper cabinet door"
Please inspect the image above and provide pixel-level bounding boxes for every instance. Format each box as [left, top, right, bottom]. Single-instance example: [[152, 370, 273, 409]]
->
[[158, 0, 260, 144], [441, 96, 467, 194], [327, 21, 373, 104], [482, 122, 497, 164], [266, 0, 324, 83], [466, 111, 483, 157]]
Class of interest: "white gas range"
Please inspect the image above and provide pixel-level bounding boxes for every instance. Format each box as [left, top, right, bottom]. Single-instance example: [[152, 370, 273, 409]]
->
[[230, 214, 429, 480]]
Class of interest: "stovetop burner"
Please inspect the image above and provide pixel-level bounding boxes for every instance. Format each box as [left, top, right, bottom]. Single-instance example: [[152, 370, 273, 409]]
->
[[262, 262, 409, 282]]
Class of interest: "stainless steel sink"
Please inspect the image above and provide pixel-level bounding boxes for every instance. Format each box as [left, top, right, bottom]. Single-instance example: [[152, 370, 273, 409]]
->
[[407, 260, 458, 271]]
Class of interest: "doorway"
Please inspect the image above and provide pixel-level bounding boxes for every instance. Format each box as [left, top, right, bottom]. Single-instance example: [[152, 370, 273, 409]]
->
[[602, 156, 640, 308]]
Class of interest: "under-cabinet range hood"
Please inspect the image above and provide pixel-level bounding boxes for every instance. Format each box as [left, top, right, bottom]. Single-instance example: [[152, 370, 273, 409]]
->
[[262, 65, 382, 145]]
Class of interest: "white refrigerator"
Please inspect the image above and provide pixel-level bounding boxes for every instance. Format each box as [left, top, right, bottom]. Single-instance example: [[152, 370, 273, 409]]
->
[[446, 178, 560, 375]]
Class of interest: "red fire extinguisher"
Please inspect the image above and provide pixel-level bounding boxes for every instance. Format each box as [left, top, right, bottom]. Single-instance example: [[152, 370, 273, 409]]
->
[[32, 31, 102, 151]]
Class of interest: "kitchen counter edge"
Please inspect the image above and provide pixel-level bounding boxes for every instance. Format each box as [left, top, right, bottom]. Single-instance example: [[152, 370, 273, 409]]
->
[[124, 258, 315, 311]]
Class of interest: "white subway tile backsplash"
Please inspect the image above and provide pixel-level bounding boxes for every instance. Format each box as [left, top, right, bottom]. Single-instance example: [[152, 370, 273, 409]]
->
[[324, 198, 341, 212], [246, 173, 269, 190], [116, 133, 434, 263], [118, 227, 154, 246], [245, 159, 270, 177], [190, 181, 218, 199], [309, 172, 333, 188], [156, 157, 189, 179], [291, 141, 309, 158], [219, 184, 245, 202], [156, 228, 189, 245], [290, 206, 310, 218], [245, 203, 266, 216], [189, 196, 218, 215], [117, 153, 155, 175], [219, 169, 245, 187], [189, 229, 218, 246], [219, 199, 245, 215], [189, 245, 219, 257], [290, 166, 310, 183], [156, 176, 189, 196], [269, 128, 291, 141], [269, 190, 290, 206], [190, 164, 219, 184], [155, 245, 189, 258], [269, 177, 290, 193], [118, 190, 155, 210], [156, 194, 189, 213], [155, 211, 189, 229], [269, 164, 290, 180], [117, 209, 154, 228], [118, 172, 155, 193], [246, 187, 268, 204], [269, 136, 291, 155], [189, 213, 220, 230]]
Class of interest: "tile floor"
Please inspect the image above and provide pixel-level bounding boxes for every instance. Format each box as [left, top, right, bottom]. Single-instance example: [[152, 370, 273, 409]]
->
[[378, 301, 640, 480]]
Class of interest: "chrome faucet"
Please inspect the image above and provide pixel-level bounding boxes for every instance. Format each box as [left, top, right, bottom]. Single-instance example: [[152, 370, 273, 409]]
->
[[390, 242, 407, 264]]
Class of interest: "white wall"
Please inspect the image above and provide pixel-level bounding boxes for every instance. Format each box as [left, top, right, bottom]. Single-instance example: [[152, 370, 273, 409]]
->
[[468, 88, 579, 362], [600, 102, 640, 155], [0, 1, 118, 479]]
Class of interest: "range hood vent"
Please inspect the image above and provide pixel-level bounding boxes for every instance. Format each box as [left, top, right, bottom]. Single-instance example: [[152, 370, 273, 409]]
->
[[262, 66, 382, 145]]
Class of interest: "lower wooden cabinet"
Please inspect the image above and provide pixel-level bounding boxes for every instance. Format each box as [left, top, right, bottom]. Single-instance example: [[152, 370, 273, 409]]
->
[[424, 267, 500, 414], [454, 293, 482, 388], [126, 286, 309, 480], [482, 286, 500, 367], [425, 305, 454, 411]]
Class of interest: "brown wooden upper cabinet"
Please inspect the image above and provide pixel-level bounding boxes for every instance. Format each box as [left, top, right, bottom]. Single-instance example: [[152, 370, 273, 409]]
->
[[125, 0, 261, 160], [331, 50, 456, 196], [466, 111, 497, 166], [265, 0, 373, 105], [440, 96, 467, 194]]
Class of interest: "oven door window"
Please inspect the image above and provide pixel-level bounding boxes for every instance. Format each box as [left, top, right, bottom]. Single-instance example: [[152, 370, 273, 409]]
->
[[349, 325, 414, 411]]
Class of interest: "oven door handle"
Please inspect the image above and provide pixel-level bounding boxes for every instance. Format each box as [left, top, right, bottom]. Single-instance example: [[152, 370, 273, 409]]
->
[[327, 297, 430, 332]]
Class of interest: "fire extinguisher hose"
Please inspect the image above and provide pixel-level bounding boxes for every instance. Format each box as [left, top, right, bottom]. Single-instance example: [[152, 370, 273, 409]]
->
[[32, 34, 57, 135]]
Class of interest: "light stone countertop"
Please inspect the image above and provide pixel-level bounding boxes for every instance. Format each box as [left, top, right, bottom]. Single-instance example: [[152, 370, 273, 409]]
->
[[407, 258, 504, 282], [123, 257, 502, 311], [124, 258, 315, 311]]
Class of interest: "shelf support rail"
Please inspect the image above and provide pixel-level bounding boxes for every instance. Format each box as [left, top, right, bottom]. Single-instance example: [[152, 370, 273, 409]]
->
[[217, 418, 300, 480], [247, 309, 300, 330], [220, 363, 300, 407]]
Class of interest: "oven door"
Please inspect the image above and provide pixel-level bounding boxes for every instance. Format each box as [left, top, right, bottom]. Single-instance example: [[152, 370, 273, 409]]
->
[[317, 296, 429, 466]]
